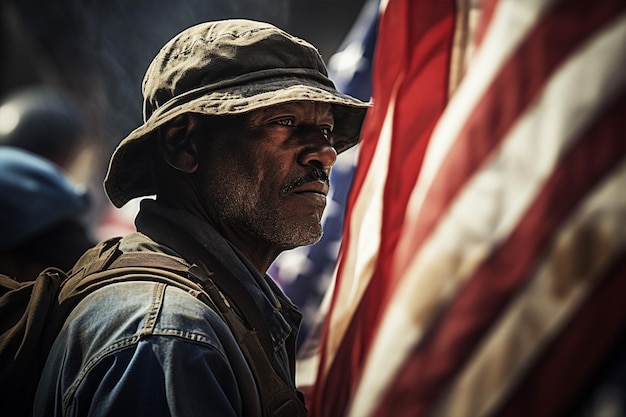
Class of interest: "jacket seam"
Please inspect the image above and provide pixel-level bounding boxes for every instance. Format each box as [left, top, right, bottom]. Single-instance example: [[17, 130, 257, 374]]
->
[[140, 282, 165, 336]]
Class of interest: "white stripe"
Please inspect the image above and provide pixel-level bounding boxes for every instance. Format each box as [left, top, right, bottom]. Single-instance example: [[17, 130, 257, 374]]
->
[[432, 156, 626, 417], [379, 0, 390, 14], [347, 7, 626, 417]]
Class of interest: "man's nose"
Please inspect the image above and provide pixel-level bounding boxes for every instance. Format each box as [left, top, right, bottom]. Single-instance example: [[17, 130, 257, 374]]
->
[[299, 136, 338, 169]]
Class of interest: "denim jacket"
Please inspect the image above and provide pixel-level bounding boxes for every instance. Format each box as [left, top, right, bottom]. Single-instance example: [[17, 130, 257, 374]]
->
[[34, 200, 303, 416]]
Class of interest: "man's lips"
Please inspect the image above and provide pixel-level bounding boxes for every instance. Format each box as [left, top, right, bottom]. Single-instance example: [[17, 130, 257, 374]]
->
[[281, 168, 330, 196], [283, 175, 330, 208], [290, 179, 329, 196]]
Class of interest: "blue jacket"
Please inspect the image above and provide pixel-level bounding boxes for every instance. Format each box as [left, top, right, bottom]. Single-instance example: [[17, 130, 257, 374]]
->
[[34, 200, 303, 416]]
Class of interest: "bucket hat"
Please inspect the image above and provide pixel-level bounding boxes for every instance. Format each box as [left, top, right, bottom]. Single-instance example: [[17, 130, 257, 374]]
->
[[104, 19, 370, 208]]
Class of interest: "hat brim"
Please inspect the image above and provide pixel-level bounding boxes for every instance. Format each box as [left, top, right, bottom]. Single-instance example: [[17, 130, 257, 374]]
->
[[104, 76, 370, 208]]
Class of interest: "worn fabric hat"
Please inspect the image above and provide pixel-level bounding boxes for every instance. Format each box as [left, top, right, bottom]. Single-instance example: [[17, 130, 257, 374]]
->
[[104, 19, 370, 208]]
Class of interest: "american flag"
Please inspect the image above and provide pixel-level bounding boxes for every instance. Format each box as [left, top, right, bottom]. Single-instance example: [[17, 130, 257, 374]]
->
[[304, 0, 626, 416]]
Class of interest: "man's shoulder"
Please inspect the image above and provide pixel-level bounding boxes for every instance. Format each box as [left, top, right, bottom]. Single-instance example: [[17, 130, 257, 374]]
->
[[70, 280, 231, 350], [66, 231, 228, 341], [38, 280, 248, 417]]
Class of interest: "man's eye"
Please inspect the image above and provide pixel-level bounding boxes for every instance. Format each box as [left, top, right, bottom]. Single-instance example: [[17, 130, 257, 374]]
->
[[275, 118, 295, 126]]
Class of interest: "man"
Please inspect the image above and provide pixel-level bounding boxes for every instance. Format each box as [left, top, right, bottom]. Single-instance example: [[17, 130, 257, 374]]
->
[[33, 19, 368, 416]]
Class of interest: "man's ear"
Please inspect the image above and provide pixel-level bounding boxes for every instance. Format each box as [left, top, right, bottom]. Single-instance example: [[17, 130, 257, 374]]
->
[[157, 114, 199, 173]]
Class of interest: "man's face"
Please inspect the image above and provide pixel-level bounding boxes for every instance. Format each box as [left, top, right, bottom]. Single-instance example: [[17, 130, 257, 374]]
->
[[193, 101, 337, 250]]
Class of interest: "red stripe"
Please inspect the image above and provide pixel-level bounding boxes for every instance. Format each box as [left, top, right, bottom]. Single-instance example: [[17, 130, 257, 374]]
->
[[474, 0, 501, 47], [310, 1, 457, 415], [494, 252, 626, 417], [374, 87, 626, 416], [381, 11, 456, 291]]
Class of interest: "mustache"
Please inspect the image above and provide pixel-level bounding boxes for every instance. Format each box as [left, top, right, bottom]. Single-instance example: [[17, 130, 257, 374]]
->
[[281, 168, 329, 193]]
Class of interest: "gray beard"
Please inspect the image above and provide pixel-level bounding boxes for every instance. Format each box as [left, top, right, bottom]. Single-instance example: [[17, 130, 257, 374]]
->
[[206, 173, 323, 250]]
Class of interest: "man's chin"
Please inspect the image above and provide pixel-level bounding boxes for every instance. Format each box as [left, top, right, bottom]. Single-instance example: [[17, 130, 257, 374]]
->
[[279, 225, 323, 249]]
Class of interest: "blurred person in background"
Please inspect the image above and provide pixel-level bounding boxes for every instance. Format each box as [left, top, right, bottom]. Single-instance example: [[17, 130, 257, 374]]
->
[[0, 87, 94, 281], [0, 147, 94, 282]]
